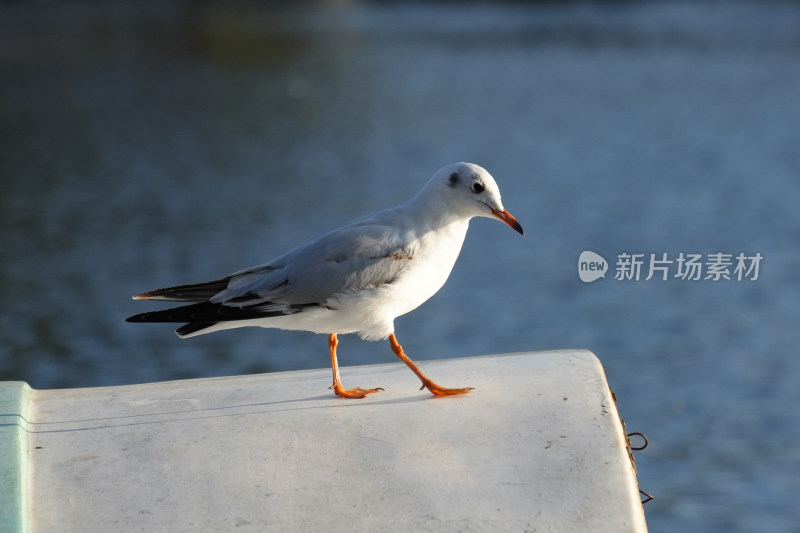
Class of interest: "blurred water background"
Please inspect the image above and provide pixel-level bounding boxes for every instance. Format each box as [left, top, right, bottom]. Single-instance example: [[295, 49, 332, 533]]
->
[[1, 1, 799, 531]]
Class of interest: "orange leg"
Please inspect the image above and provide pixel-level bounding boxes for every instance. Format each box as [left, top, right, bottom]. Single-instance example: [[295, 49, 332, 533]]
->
[[388, 333, 473, 396], [328, 334, 383, 399]]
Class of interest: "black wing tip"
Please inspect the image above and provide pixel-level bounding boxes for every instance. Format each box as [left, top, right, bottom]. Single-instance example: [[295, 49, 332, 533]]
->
[[131, 278, 231, 302], [125, 311, 217, 338], [124, 305, 203, 324], [176, 322, 216, 337], [132, 286, 183, 300], [125, 301, 301, 326], [125, 312, 147, 323], [132, 292, 155, 301]]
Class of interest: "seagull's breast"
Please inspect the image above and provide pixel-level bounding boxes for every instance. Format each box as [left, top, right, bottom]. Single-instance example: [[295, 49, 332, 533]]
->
[[326, 218, 469, 340], [252, 216, 465, 341], [374, 219, 469, 317]]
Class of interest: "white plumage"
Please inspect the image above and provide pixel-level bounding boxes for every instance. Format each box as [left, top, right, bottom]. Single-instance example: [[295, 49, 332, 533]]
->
[[128, 162, 523, 397]]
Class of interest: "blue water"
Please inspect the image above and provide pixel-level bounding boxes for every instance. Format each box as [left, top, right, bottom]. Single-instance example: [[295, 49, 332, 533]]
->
[[1, 2, 799, 531]]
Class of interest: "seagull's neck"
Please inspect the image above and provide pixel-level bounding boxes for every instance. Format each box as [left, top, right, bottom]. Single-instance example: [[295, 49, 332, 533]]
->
[[403, 189, 470, 234]]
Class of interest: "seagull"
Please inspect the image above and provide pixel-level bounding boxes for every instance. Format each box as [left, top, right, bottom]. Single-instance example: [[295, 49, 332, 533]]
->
[[127, 162, 524, 398]]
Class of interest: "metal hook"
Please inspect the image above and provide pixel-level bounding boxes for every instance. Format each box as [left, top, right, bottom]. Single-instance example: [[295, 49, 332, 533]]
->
[[627, 432, 649, 451]]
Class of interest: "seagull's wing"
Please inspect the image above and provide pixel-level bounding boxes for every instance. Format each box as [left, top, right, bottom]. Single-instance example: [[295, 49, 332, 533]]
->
[[215, 213, 416, 307], [126, 208, 419, 333]]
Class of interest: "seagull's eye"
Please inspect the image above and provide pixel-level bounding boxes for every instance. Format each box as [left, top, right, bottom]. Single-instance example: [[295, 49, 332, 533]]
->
[[471, 182, 485, 194]]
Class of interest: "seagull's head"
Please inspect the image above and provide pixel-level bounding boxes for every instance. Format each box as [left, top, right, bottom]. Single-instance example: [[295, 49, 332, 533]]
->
[[424, 162, 524, 235]]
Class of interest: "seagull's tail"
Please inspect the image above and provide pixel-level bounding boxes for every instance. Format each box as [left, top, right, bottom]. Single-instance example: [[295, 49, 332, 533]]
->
[[128, 278, 233, 337], [126, 298, 315, 339], [125, 303, 220, 338], [126, 302, 209, 323], [127, 275, 321, 338]]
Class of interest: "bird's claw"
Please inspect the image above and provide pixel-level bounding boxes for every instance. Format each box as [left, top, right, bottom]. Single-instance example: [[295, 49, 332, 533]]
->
[[331, 384, 384, 399], [420, 381, 474, 396]]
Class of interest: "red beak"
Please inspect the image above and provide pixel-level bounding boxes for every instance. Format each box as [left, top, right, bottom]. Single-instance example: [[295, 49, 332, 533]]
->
[[491, 208, 524, 235]]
